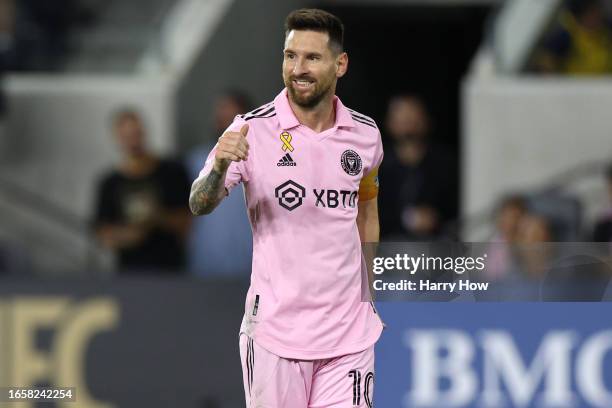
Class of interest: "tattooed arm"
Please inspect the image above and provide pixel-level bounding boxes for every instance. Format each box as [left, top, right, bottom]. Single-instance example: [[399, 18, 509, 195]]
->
[[189, 123, 250, 216], [189, 168, 228, 215]]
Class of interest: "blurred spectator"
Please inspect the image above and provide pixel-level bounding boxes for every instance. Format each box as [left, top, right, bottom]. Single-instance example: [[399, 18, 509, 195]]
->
[[511, 213, 556, 280], [379, 95, 458, 240], [485, 195, 528, 281], [93, 109, 191, 274], [185, 90, 253, 277], [527, 191, 582, 241], [493, 195, 528, 243], [593, 163, 612, 242], [518, 213, 555, 243], [533, 0, 612, 75]]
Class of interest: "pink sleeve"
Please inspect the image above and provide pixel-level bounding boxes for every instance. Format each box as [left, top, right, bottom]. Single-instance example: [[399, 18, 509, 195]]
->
[[372, 130, 384, 171], [196, 116, 249, 194]]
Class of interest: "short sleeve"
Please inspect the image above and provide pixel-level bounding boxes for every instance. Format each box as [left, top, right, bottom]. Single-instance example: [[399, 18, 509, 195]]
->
[[195, 116, 249, 194], [372, 130, 384, 170]]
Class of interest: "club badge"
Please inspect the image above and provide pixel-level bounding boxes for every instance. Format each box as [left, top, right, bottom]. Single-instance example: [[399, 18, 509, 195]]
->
[[341, 150, 362, 176]]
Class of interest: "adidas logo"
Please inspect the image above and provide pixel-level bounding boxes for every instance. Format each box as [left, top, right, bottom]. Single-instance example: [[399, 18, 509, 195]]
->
[[277, 153, 297, 167]]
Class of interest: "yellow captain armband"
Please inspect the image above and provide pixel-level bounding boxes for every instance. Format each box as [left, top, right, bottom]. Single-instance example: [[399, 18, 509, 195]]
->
[[359, 167, 379, 201]]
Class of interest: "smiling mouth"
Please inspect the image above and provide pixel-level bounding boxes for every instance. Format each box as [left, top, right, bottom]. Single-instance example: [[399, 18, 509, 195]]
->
[[292, 79, 315, 90]]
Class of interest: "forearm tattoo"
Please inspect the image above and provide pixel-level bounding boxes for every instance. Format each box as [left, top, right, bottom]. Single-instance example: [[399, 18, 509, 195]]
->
[[189, 169, 225, 215]]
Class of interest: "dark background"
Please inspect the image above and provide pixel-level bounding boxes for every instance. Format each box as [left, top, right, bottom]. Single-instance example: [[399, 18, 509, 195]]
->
[[323, 5, 492, 150]]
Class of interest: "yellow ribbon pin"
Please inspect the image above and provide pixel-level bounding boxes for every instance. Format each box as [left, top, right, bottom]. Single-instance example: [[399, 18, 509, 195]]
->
[[280, 131, 294, 152]]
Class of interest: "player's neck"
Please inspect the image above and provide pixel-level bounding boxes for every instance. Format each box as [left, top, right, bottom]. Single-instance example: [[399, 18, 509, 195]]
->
[[290, 95, 336, 134]]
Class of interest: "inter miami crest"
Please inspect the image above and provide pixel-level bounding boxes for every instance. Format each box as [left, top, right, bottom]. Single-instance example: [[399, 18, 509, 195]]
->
[[341, 150, 362, 176]]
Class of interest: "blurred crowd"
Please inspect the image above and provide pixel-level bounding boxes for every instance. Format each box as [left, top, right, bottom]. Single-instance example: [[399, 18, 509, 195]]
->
[[91, 93, 255, 277], [90, 92, 458, 276], [531, 0, 612, 75], [82, 0, 612, 278], [1, 0, 611, 278], [491, 165, 612, 245], [481, 169, 612, 288], [87, 91, 612, 278]]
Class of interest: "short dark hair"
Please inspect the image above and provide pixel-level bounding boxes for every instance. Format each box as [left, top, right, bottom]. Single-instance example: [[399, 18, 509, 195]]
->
[[284, 9, 344, 54]]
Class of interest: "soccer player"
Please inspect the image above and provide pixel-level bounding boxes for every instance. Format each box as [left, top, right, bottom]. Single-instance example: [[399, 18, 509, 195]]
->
[[189, 9, 383, 407]]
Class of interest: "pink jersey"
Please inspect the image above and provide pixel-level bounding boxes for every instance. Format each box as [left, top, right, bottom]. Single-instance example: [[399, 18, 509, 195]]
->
[[197, 88, 384, 359]]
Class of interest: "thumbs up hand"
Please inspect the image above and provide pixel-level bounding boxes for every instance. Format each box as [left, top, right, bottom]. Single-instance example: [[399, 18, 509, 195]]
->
[[214, 123, 250, 172]]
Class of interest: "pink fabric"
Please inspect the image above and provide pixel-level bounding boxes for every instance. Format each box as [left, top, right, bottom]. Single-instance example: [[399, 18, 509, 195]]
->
[[239, 333, 375, 408], [198, 89, 384, 359]]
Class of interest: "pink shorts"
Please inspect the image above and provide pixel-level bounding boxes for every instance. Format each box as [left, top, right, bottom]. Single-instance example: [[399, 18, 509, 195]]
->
[[239, 333, 375, 408]]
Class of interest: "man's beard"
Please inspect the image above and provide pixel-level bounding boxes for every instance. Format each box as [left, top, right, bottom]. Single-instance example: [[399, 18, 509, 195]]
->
[[286, 76, 334, 109]]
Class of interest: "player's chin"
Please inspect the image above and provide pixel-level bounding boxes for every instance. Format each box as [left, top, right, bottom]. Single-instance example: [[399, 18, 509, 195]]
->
[[289, 88, 316, 104]]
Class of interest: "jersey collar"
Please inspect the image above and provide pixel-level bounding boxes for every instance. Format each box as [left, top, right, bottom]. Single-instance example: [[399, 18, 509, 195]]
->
[[274, 88, 356, 131]]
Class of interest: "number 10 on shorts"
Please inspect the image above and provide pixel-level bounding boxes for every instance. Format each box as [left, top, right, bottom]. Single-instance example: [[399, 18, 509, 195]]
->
[[348, 369, 374, 407]]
